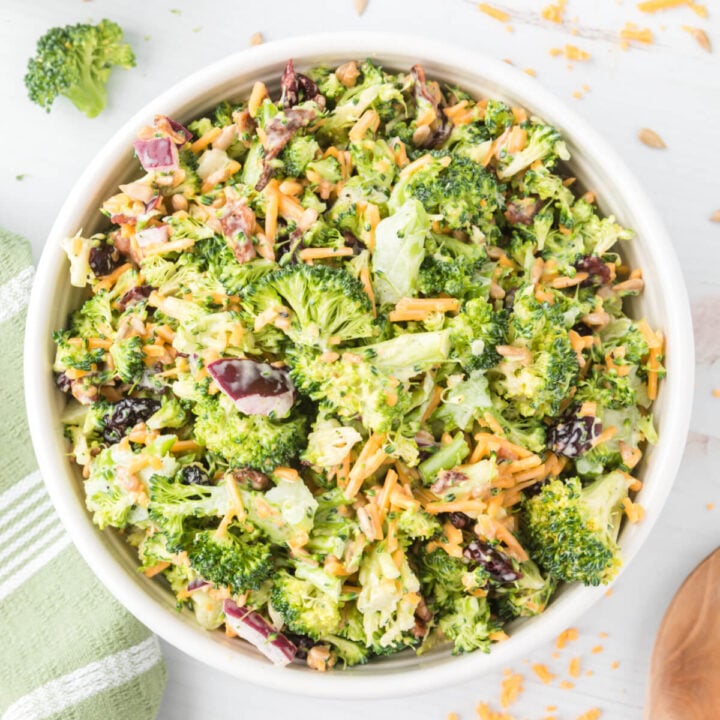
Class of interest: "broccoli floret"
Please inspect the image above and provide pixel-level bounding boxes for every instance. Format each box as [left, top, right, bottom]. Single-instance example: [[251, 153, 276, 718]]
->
[[348, 138, 397, 196], [495, 559, 556, 620], [24, 19, 135, 117], [321, 634, 369, 667], [575, 367, 639, 410], [390, 156, 503, 238], [493, 409, 548, 454], [289, 331, 449, 432], [522, 472, 633, 586], [69, 292, 115, 339], [281, 135, 320, 177], [439, 595, 499, 654], [52, 330, 105, 373], [431, 372, 493, 432], [147, 395, 188, 430], [447, 298, 507, 372], [187, 525, 273, 594], [109, 335, 145, 383], [418, 548, 468, 610], [243, 264, 376, 350], [270, 571, 343, 639], [418, 235, 489, 299], [496, 122, 569, 180], [418, 433, 470, 483], [302, 418, 363, 468], [357, 544, 421, 650], [85, 435, 178, 529], [483, 99, 515, 136], [136, 531, 178, 572], [394, 508, 442, 544], [306, 489, 365, 568], [595, 318, 650, 366], [192, 396, 307, 473], [147, 474, 229, 546]]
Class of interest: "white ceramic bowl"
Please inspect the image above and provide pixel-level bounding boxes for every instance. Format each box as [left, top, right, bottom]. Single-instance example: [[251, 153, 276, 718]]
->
[[25, 33, 694, 699]]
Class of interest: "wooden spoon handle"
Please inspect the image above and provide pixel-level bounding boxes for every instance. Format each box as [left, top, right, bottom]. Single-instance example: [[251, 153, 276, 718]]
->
[[645, 548, 720, 720]]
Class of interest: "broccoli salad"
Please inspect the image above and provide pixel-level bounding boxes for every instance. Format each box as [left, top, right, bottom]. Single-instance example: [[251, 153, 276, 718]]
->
[[54, 59, 665, 670]]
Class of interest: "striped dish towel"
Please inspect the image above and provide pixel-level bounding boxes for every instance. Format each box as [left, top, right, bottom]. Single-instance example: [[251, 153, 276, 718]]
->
[[0, 229, 166, 720]]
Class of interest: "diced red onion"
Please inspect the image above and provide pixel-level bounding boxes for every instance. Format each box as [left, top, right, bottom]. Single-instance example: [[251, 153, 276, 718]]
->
[[119, 181, 155, 204], [133, 137, 179, 172], [223, 599, 297, 667], [186, 579, 210, 593], [207, 358, 295, 417], [135, 225, 169, 248], [164, 116, 193, 143]]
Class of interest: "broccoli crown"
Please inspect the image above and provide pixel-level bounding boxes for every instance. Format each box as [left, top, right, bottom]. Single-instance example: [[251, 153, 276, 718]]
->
[[417, 548, 468, 610], [109, 335, 145, 383], [447, 298, 507, 372], [270, 571, 342, 638], [243, 264, 376, 350], [522, 472, 632, 586], [438, 595, 500, 654], [418, 236, 488, 299], [53, 330, 105, 372], [496, 122, 569, 180], [391, 155, 504, 237], [280, 135, 320, 177], [25, 19, 135, 117], [147, 474, 228, 546], [495, 559, 556, 620], [187, 526, 273, 593], [192, 396, 307, 473]]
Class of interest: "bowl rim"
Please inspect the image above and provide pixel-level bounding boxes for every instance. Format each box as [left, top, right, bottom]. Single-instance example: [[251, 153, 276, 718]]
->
[[24, 31, 694, 699]]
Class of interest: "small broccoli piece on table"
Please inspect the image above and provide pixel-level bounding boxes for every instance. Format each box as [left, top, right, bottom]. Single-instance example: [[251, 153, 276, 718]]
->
[[243, 264, 376, 350], [270, 571, 343, 639], [24, 19, 135, 117], [495, 559, 556, 620], [192, 396, 307, 473], [187, 525, 273, 594], [522, 472, 633, 586]]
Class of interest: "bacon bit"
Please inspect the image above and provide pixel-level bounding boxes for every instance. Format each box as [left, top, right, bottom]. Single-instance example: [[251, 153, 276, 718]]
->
[[556, 627, 579, 649], [478, 3, 510, 22], [353, 0, 368, 15], [249, 31, 263, 46], [620, 22, 655, 44], [532, 663, 556, 684], [499, 671, 524, 708], [568, 656, 581, 678], [335, 60, 360, 88], [638, 127, 666, 148]]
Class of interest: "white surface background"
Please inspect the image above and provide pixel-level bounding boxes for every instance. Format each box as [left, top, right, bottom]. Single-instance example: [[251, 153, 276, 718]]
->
[[2, 1, 719, 718]]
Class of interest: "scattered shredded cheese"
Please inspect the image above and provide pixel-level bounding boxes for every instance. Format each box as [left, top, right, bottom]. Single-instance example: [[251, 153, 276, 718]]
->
[[478, 3, 511, 22]]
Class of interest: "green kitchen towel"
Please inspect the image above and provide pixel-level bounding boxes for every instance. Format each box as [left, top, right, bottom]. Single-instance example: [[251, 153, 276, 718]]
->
[[0, 229, 166, 720]]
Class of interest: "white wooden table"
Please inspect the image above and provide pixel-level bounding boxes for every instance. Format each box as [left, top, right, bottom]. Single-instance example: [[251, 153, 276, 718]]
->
[[2, 1, 718, 717]]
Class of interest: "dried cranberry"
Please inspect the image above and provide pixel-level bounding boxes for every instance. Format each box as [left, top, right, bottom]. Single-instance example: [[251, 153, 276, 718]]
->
[[89, 244, 122, 278], [283, 632, 315, 660], [504, 197, 542, 226], [103, 397, 161, 444], [571, 322, 593, 337], [280, 59, 324, 108], [548, 410, 602, 458], [464, 539, 522, 583], [341, 231, 364, 256], [446, 512, 473, 530], [55, 372, 72, 393], [118, 285, 153, 310], [181, 465, 211, 486], [575, 255, 611, 287], [232, 467, 271, 491]]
